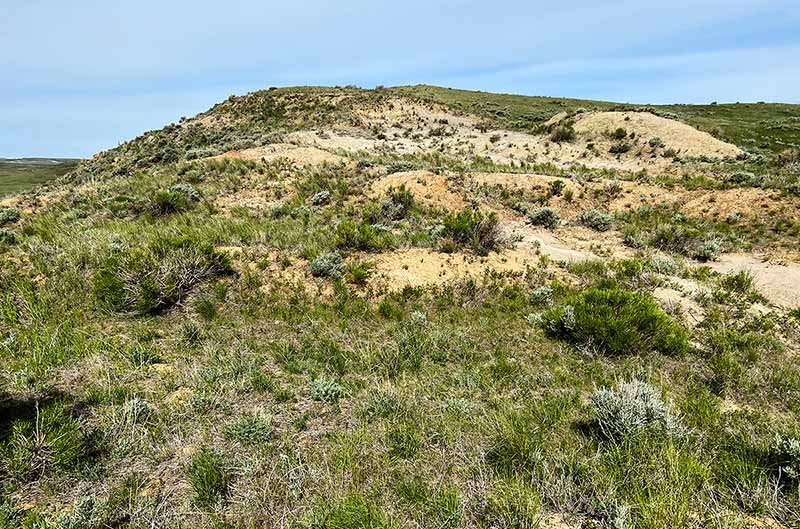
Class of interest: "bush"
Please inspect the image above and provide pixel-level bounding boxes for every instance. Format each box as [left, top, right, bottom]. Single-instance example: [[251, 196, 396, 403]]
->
[[347, 261, 374, 285], [311, 377, 345, 402], [442, 208, 501, 255], [529, 286, 553, 306], [0, 207, 20, 226], [1, 402, 86, 481], [335, 221, 393, 251], [550, 124, 576, 143], [309, 190, 331, 206], [542, 288, 689, 356], [694, 237, 722, 262], [0, 228, 16, 245], [381, 185, 415, 220], [189, 448, 229, 510], [528, 207, 560, 230], [576, 209, 614, 232], [93, 237, 232, 315], [386, 160, 417, 174], [771, 436, 800, 483], [591, 380, 682, 440], [611, 128, 628, 140], [649, 137, 665, 148], [609, 143, 632, 154], [309, 252, 345, 278], [168, 183, 201, 201], [224, 414, 273, 446], [151, 190, 189, 215]]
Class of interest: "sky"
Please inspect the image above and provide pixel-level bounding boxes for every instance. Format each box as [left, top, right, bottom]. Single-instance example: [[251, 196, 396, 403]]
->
[[2, 0, 799, 158]]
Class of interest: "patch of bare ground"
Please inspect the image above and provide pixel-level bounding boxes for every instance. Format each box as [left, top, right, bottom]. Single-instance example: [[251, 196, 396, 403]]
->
[[371, 170, 465, 211], [710, 253, 800, 308], [214, 143, 345, 166], [570, 111, 743, 159], [369, 248, 533, 289]]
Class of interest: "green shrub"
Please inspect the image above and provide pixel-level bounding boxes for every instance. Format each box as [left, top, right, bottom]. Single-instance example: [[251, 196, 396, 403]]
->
[[93, 237, 232, 315], [542, 288, 689, 356], [379, 185, 415, 221], [609, 143, 632, 154], [0, 207, 20, 226], [1, 402, 86, 481], [150, 190, 189, 215], [442, 208, 501, 255], [347, 261, 374, 285], [224, 414, 273, 446], [167, 182, 201, 201], [189, 447, 229, 510], [550, 124, 575, 143], [528, 207, 560, 230], [335, 221, 393, 251], [591, 380, 682, 440], [0, 228, 16, 245], [386, 160, 417, 174], [309, 252, 345, 278], [576, 209, 614, 231], [611, 128, 628, 140], [310, 377, 345, 402]]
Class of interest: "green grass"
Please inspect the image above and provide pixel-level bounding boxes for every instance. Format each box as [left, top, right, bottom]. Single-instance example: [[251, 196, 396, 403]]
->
[[2, 85, 799, 528], [0, 158, 80, 196]]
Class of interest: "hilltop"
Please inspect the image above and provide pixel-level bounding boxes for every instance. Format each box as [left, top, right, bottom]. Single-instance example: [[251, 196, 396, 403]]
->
[[1, 85, 800, 528]]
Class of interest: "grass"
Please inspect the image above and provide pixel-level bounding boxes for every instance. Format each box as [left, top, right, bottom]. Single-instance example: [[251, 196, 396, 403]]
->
[[1, 85, 799, 528]]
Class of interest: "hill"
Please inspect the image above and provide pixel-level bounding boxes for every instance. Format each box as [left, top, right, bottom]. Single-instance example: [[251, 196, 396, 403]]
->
[[1, 85, 799, 528], [0, 158, 80, 197]]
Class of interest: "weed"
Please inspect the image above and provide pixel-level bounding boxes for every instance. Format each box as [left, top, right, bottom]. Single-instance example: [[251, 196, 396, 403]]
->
[[311, 377, 345, 402]]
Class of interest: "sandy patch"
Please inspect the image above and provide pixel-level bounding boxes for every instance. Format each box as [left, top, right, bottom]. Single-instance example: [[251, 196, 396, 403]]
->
[[216, 144, 345, 166], [370, 248, 535, 289], [710, 253, 800, 308], [571, 111, 743, 159], [371, 170, 464, 211]]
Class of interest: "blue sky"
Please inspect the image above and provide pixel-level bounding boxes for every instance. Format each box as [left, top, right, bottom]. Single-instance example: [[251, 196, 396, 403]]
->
[[2, 0, 799, 158]]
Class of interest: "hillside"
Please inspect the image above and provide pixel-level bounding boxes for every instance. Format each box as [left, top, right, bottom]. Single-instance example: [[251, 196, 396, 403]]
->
[[1, 85, 800, 528], [0, 158, 80, 197]]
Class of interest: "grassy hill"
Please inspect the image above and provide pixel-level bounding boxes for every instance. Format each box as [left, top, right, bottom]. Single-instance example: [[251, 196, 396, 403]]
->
[[1, 85, 799, 529], [0, 158, 80, 197]]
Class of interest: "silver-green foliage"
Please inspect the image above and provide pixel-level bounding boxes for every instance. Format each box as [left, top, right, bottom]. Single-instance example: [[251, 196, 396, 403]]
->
[[591, 380, 682, 440]]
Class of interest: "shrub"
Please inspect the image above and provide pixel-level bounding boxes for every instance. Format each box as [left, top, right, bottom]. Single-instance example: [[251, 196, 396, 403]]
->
[[1, 402, 86, 481], [189, 448, 229, 510], [309, 190, 331, 206], [347, 260, 374, 285], [381, 185, 415, 220], [93, 237, 232, 315], [609, 143, 632, 154], [548, 180, 566, 197], [649, 137, 665, 148], [771, 436, 800, 483], [0, 228, 16, 245], [550, 124, 576, 143], [168, 182, 201, 201], [224, 414, 273, 446], [591, 380, 682, 440], [773, 148, 799, 168], [576, 209, 614, 232], [335, 221, 393, 251], [0, 207, 20, 226], [442, 208, 502, 255], [386, 160, 417, 174], [694, 237, 722, 262], [541, 288, 689, 356], [529, 286, 553, 306], [151, 190, 189, 215], [611, 128, 628, 140], [528, 207, 560, 230], [309, 252, 345, 278], [310, 377, 345, 402]]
